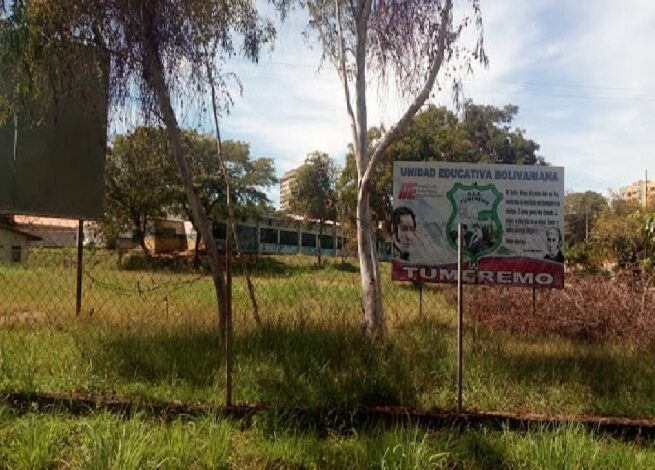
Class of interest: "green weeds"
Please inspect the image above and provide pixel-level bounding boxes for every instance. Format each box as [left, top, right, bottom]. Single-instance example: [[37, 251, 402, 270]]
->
[[0, 251, 654, 418], [1, 406, 654, 469]]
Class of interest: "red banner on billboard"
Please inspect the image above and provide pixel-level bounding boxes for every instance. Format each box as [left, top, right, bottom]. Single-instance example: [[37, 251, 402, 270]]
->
[[392, 257, 564, 288]]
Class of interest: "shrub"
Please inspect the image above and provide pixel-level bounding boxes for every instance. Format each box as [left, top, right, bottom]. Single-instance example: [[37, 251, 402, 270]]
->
[[462, 273, 655, 347]]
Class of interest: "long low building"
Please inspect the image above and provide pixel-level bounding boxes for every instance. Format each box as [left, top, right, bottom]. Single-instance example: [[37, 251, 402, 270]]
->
[[9, 213, 393, 261], [211, 215, 392, 260]]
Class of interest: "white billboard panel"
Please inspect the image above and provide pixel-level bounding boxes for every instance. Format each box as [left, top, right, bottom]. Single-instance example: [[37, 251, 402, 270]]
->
[[392, 162, 565, 288]]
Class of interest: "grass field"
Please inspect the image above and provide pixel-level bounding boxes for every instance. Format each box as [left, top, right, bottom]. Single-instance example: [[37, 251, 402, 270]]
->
[[1, 405, 655, 469], [0, 249, 654, 419]]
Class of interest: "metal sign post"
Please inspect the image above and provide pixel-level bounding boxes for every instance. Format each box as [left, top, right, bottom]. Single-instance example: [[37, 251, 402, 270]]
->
[[75, 220, 84, 316], [456, 222, 464, 413]]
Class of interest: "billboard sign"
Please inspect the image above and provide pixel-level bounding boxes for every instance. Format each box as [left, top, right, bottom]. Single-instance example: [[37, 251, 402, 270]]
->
[[392, 162, 565, 288], [0, 44, 109, 220]]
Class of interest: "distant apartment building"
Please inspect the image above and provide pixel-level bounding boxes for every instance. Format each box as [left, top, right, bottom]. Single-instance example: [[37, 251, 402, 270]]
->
[[279, 168, 298, 212], [620, 178, 655, 206]]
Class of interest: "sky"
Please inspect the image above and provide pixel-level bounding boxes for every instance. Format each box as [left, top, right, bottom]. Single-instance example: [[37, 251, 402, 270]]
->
[[186, 1, 655, 208]]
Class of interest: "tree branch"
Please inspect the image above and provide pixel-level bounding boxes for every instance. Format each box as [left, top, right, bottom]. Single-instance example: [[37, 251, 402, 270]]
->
[[205, 51, 262, 327], [360, 0, 452, 194], [335, 0, 359, 156], [354, 0, 371, 176], [307, 1, 339, 68]]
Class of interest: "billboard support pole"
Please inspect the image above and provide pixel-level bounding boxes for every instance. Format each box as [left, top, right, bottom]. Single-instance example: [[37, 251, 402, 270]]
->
[[419, 281, 423, 317], [532, 286, 536, 316], [456, 222, 464, 413], [75, 220, 84, 316]]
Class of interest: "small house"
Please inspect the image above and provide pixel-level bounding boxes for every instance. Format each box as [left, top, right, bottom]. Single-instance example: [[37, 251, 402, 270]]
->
[[0, 224, 42, 264], [13, 216, 79, 248]]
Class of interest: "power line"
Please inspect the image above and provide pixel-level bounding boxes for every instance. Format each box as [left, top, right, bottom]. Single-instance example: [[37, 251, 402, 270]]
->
[[475, 77, 652, 94], [229, 57, 655, 103], [464, 86, 655, 103]]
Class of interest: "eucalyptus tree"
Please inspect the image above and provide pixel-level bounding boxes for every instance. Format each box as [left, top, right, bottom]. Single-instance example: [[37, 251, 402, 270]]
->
[[0, 0, 275, 341], [281, 0, 487, 337]]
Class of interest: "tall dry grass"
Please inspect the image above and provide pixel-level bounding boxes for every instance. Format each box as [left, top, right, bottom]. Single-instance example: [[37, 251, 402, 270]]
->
[[464, 273, 655, 347]]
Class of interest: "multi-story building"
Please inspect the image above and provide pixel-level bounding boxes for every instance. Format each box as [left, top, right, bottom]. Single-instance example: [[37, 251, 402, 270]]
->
[[620, 178, 655, 206], [279, 168, 298, 212]]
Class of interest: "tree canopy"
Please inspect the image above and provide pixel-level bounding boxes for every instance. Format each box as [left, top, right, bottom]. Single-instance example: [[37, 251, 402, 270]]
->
[[338, 102, 544, 236], [101, 126, 277, 254], [288, 151, 338, 264], [587, 197, 655, 271], [1, 0, 279, 347], [101, 127, 177, 254], [564, 191, 608, 247]]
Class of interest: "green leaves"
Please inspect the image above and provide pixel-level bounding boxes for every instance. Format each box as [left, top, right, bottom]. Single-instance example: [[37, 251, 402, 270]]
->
[[589, 198, 655, 270], [338, 103, 543, 236], [644, 213, 655, 240], [564, 191, 608, 247], [289, 152, 338, 224], [101, 126, 277, 249]]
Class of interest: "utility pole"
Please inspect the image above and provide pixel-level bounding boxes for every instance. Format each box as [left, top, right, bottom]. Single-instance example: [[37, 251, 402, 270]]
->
[[646, 170, 649, 208]]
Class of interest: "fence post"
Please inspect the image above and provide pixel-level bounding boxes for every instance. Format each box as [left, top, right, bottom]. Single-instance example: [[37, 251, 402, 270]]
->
[[75, 220, 84, 316], [456, 222, 464, 413], [225, 215, 233, 407], [297, 226, 302, 254], [532, 286, 537, 315], [256, 219, 262, 257], [419, 281, 423, 317]]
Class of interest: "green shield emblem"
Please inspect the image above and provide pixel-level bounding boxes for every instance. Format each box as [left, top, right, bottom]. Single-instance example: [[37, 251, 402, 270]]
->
[[446, 183, 503, 264]]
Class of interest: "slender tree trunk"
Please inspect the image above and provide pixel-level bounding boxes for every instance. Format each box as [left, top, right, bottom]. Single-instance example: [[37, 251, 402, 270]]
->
[[133, 216, 151, 257], [206, 61, 262, 327], [318, 223, 323, 266], [141, 26, 227, 342], [353, 2, 384, 338], [357, 189, 384, 337], [334, 0, 450, 338], [194, 226, 202, 269]]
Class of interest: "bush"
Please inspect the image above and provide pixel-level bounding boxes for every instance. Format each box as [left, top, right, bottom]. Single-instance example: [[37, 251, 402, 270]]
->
[[461, 273, 655, 347], [119, 251, 209, 273]]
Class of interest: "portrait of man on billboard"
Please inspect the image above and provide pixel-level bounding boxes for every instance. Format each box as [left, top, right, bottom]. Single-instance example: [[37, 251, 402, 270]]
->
[[392, 206, 416, 261], [544, 227, 564, 263]]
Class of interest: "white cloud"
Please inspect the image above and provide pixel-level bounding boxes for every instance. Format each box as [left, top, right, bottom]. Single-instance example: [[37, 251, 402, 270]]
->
[[541, 1, 655, 194], [452, 0, 655, 196]]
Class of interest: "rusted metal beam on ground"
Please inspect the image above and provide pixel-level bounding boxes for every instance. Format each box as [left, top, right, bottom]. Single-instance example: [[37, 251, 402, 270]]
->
[[0, 391, 258, 421], [354, 406, 655, 440], [1, 391, 655, 439]]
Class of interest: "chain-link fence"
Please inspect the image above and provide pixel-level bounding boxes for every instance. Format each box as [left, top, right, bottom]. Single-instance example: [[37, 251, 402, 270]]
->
[[1, 247, 654, 417]]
